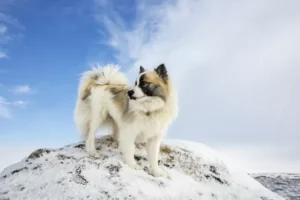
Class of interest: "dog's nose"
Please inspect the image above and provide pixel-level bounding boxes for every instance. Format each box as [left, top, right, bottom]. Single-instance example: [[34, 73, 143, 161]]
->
[[127, 90, 134, 97]]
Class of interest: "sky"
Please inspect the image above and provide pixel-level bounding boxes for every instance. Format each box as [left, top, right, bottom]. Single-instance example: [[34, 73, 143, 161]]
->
[[0, 0, 299, 173]]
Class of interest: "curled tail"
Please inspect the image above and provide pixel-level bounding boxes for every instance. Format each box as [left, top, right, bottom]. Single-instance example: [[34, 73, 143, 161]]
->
[[74, 64, 129, 138], [77, 64, 129, 101]]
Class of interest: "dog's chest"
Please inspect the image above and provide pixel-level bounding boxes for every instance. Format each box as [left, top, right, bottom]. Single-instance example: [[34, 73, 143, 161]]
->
[[135, 130, 159, 143], [134, 114, 168, 141]]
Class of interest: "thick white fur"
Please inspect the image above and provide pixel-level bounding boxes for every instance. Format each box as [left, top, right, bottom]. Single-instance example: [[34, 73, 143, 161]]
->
[[74, 64, 129, 139], [74, 64, 178, 177]]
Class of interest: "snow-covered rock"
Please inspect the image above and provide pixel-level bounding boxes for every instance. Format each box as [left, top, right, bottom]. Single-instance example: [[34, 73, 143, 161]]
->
[[0, 135, 283, 200]]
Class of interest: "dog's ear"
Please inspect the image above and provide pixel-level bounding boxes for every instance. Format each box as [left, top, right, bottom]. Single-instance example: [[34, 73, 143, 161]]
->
[[155, 64, 168, 81], [139, 66, 145, 74]]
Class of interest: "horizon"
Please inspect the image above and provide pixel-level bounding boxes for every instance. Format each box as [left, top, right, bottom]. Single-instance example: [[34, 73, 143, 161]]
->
[[0, 0, 299, 173]]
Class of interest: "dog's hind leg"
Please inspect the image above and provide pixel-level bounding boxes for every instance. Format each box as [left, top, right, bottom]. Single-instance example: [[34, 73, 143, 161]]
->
[[118, 129, 141, 170], [86, 114, 102, 158], [112, 120, 119, 140]]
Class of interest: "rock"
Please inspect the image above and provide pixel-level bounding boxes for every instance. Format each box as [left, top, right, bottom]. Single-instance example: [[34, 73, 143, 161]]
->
[[0, 135, 283, 200], [27, 149, 53, 159], [253, 173, 300, 200]]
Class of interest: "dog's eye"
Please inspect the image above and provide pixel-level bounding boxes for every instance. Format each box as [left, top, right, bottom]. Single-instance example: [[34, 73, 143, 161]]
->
[[148, 83, 156, 90], [141, 81, 148, 86]]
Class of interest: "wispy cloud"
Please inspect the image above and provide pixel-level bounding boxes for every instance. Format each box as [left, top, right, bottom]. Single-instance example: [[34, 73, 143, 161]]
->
[[93, 0, 162, 66], [96, 0, 300, 172], [0, 51, 7, 59], [0, 22, 9, 59], [0, 12, 23, 59], [0, 97, 11, 119], [11, 100, 27, 108], [0, 96, 27, 119], [0, 24, 7, 35], [0, 83, 31, 119], [0, 12, 22, 28], [12, 85, 31, 94]]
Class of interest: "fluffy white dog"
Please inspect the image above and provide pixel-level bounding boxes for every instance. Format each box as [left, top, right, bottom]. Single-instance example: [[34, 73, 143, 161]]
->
[[74, 63, 178, 177]]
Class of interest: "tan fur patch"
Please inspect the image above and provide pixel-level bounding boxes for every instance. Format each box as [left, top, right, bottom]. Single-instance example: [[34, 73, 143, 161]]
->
[[81, 81, 94, 101], [143, 71, 169, 95], [106, 85, 129, 113], [81, 83, 128, 101]]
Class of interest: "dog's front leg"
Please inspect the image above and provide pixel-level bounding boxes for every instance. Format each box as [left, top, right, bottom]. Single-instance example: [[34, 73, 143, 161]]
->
[[146, 135, 167, 177], [119, 130, 141, 170]]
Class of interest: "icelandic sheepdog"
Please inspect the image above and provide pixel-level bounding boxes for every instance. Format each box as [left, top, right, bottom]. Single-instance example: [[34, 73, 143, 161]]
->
[[74, 63, 178, 177]]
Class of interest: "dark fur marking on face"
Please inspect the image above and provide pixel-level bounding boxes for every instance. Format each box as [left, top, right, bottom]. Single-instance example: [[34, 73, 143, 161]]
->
[[138, 74, 167, 102]]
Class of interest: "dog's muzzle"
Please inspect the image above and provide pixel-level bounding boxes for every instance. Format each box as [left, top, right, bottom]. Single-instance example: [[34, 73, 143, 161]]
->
[[127, 90, 136, 100]]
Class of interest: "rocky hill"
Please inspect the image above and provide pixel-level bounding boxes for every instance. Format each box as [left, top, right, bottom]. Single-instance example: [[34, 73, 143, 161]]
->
[[253, 173, 300, 200], [0, 135, 283, 200]]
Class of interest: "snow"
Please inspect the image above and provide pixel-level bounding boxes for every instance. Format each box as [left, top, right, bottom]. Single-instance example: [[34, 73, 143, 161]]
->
[[0, 135, 284, 200]]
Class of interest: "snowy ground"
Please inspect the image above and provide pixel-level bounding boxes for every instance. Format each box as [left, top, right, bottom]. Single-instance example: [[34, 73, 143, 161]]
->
[[0, 135, 283, 200], [253, 173, 300, 200]]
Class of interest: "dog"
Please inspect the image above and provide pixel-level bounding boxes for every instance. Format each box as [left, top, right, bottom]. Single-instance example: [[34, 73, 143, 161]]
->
[[74, 63, 178, 177]]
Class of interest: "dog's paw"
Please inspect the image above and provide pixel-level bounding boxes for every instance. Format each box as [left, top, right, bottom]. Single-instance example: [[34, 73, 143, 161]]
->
[[128, 162, 142, 170], [133, 163, 142, 170], [150, 167, 168, 178], [87, 150, 100, 158]]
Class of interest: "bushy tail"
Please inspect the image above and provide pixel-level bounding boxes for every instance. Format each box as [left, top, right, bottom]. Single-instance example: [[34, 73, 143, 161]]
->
[[74, 64, 129, 138], [77, 64, 129, 100]]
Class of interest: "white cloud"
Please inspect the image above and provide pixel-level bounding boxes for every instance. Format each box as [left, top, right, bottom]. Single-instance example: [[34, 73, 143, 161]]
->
[[98, 0, 300, 172], [0, 24, 11, 45], [0, 51, 7, 59], [0, 97, 12, 119], [0, 12, 22, 28], [0, 84, 31, 119], [0, 12, 23, 59], [11, 100, 27, 108], [0, 24, 7, 35], [0, 96, 27, 119], [12, 85, 31, 94]]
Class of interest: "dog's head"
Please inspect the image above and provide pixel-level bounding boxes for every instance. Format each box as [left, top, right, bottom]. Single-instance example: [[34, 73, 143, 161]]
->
[[128, 64, 169, 101]]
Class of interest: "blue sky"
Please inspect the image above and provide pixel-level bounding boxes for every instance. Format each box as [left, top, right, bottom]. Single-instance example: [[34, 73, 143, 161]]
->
[[0, 0, 127, 144], [1, 0, 300, 173], [0, 0, 147, 169]]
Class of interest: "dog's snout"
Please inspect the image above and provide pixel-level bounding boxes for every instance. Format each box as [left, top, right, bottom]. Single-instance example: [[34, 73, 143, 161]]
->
[[127, 90, 134, 97]]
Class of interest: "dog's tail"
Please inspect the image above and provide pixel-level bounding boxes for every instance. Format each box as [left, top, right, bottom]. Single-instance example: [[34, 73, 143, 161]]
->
[[74, 64, 129, 138], [77, 64, 129, 101]]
